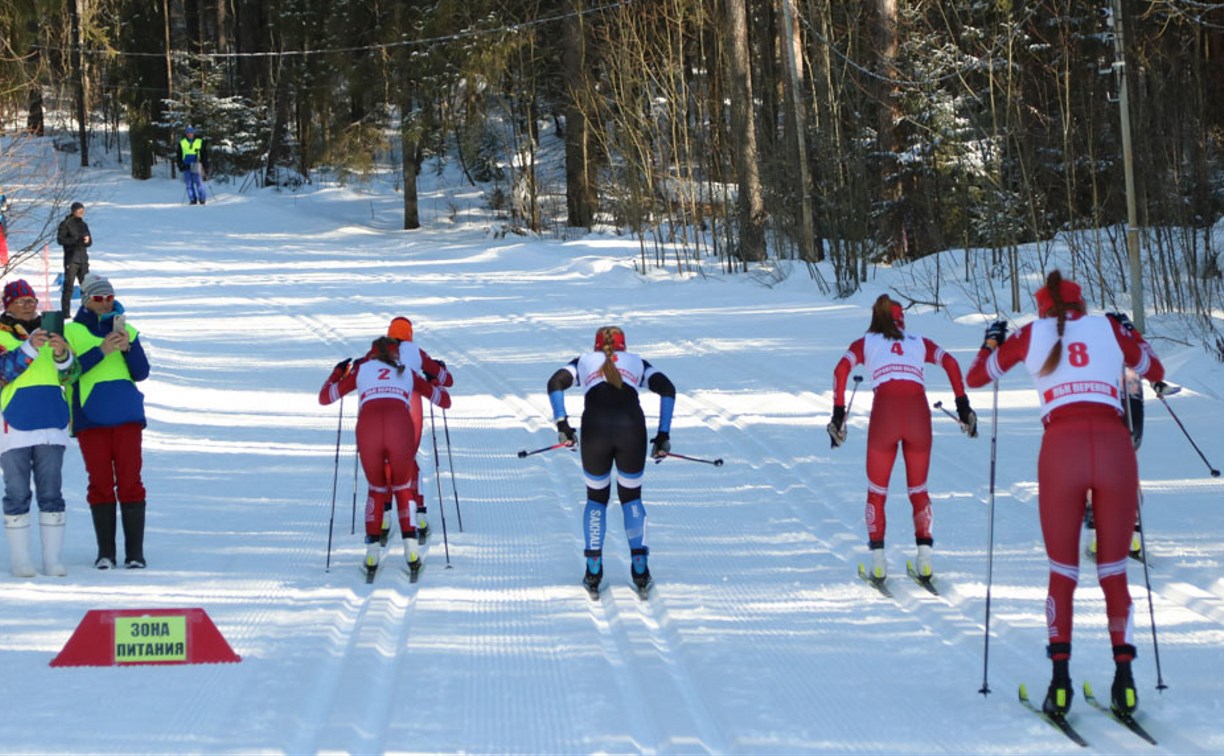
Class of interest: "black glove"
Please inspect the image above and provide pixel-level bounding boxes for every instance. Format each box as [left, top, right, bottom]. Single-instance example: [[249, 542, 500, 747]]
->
[[557, 418, 577, 446], [955, 395, 978, 438], [827, 405, 847, 448], [982, 320, 1008, 349], [650, 431, 671, 459], [1152, 381, 1169, 398], [330, 358, 352, 380], [1107, 311, 1135, 333], [435, 359, 446, 368]]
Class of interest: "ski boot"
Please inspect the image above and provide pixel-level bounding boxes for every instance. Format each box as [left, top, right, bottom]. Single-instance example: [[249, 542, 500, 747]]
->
[[416, 508, 429, 545], [583, 555, 603, 599], [869, 544, 887, 581], [1111, 645, 1138, 715], [915, 543, 933, 579], [631, 549, 652, 597], [1042, 646, 1073, 716], [379, 502, 393, 547], [404, 538, 423, 581], [1129, 529, 1142, 561], [364, 541, 380, 583]]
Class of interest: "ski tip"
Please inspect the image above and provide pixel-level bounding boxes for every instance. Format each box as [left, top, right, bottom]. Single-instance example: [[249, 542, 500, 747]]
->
[[906, 559, 915, 572], [857, 563, 866, 578], [1018, 683, 1029, 702], [1082, 681, 1094, 698]]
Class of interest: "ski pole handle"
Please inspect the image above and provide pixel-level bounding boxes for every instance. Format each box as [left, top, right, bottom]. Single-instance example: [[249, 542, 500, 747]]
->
[[516, 442, 573, 458], [845, 375, 863, 415], [932, 400, 959, 423], [654, 451, 724, 466]]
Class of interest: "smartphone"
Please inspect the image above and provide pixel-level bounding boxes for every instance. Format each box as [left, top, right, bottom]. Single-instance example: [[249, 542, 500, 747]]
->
[[113, 314, 127, 334], [40, 311, 64, 336]]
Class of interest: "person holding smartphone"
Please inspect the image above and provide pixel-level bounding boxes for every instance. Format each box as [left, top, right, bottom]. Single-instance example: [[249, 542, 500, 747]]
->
[[0, 279, 76, 577], [64, 273, 150, 569]]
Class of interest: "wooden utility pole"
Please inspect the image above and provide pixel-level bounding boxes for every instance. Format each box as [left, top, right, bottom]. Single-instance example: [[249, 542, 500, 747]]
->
[[1108, 0, 1146, 331]]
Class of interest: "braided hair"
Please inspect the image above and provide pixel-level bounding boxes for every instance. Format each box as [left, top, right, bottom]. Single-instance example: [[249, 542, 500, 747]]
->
[[370, 336, 406, 375], [867, 295, 904, 340], [1037, 270, 1086, 377], [596, 326, 624, 389]]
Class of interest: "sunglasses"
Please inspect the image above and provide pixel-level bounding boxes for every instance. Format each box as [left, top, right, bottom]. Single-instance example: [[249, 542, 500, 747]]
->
[[10, 297, 37, 306], [90, 294, 115, 303]]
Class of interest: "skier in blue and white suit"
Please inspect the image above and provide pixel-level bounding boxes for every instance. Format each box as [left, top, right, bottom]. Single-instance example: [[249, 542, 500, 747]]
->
[[547, 325, 675, 595]]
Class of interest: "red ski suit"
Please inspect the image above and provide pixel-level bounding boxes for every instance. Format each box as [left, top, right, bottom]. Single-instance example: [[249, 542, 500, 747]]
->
[[966, 313, 1164, 654], [319, 357, 450, 540], [833, 332, 968, 547]]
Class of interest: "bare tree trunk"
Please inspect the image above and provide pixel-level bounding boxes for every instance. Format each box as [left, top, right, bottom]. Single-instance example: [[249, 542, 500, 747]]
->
[[725, 0, 766, 263], [70, 0, 88, 166], [875, 0, 900, 257], [777, 0, 819, 261], [401, 105, 420, 230], [563, 0, 596, 228]]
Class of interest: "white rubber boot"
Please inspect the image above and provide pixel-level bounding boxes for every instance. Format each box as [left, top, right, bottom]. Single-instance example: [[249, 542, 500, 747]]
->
[[4, 513, 37, 578], [40, 511, 67, 577]]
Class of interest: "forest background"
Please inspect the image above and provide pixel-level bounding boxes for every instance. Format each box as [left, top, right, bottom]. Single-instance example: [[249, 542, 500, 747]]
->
[[1, 0, 1222, 356]]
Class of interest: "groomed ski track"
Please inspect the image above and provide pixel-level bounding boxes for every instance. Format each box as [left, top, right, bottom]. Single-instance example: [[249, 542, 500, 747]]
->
[[4, 176, 1223, 754]]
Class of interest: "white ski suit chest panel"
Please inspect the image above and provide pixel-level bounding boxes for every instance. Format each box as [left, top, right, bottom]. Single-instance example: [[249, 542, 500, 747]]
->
[[863, 332, 927, 389], [355, 361, 417, 407], [1023, 317, 1124, 416], [569, 351, 651, 393]]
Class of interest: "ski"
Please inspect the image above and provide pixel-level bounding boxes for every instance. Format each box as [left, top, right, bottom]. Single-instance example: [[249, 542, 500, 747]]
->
[[905, 560, 939, 595], [858, 564, 893, 598], [363, 560, 379, 584], [1018, 683, 1089, 748], [585, 584, 601, 600], [632, 578, 653, 601], [416, 525, 429, 546], [1082, 682, 1158, 745], [407, 560, 424, 584]]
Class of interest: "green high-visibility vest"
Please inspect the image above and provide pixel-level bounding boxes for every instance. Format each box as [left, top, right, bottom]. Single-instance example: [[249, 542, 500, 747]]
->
[[0, 330, 56, 412]]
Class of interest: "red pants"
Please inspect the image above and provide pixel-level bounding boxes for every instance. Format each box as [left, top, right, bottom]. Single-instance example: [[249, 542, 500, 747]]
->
[[357, 400, 419, 538], [77, 423, 147, 506], [1039, 404, 1138, 653], [864, 381, 933, 545]]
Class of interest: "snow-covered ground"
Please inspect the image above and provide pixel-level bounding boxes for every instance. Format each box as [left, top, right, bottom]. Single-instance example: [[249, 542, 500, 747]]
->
[[1, 157, 1223, 754]]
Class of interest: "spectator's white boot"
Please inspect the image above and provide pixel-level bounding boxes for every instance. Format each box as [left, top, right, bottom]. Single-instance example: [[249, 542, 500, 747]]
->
[[40, 511, 67, 577], [4, 513, 37, 578]]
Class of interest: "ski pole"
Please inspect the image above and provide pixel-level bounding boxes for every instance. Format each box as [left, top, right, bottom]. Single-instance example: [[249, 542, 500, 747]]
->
[[442, 408, 463, 532], [350, 437, 359, 535], [932, 400, 959, 423], [830, 375, 863, 448], [428, 402, 452, 568], [1155, 392, 1220, 477], [325, 397, 344, 571], [654, 451, 724, 466], [979, 379, 1000, 697], [516, 441, 573, 458], [1125, 371, 1167, 690]]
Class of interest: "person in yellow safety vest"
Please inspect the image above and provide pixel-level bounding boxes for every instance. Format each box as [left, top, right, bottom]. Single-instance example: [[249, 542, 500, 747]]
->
[[64, 273, 151, 570], [0, 279, 76, 578], [177, 125, 209, 205]]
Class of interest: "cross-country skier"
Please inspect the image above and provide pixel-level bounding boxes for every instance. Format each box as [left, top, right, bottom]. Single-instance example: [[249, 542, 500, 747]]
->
[[827, 295, 976, 583], [318, 336, 451, 578], [966, 270, 1167, 719], [547, 325, 675, 597], [381, 316, 453, 544]]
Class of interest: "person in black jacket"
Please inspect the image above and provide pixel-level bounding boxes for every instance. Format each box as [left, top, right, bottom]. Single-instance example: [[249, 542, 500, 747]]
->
[[55, 202, 91, 319]]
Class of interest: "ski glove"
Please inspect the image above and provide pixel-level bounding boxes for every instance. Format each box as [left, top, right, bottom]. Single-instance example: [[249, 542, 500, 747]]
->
[[330, 358, 352, 381], [650, 431, 671, 459], [1107, 311, 1136, 333], [557, 418, 577, 446], [955, 395, 978, 438], [828, 405, 847, 448], [982, 320, 1008, 349]]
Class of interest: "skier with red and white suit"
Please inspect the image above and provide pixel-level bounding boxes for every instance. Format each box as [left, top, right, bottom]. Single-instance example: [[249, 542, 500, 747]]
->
[[318, 336, 451, 577], [381, 316, 452, 544], [827, 295, 976, 583], [967, 270, 1166, 719]]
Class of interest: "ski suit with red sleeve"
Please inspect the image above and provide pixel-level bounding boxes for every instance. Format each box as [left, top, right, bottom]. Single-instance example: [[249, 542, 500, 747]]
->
[[401, 342, 452, 514], [966, 313, 1164, 657], [833, 331, 968, 548], [319, 358, 451, 541]]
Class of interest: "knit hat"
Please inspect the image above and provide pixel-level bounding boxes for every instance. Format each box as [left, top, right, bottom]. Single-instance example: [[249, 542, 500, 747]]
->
[[2, 279, 36, 310], [185, 125, 195, 134], [81, 273, 114, 299], [1034, 277, 1083, 316], [387, 316, 414, 342], [70, 201, 84, 213]]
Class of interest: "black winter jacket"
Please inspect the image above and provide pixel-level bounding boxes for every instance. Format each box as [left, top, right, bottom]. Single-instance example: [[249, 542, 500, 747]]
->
[[56, 214, 92, 266]]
